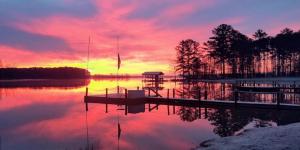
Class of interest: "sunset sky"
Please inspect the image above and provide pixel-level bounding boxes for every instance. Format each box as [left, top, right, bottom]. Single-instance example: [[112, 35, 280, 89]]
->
[[1, 0, 300, 75]]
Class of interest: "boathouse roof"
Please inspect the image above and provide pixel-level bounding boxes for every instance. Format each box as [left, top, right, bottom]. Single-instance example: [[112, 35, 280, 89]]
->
[[142, 72, 164, 75]]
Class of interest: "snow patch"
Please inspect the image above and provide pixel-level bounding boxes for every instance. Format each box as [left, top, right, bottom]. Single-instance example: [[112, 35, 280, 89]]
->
[[197, 122, 300, 150]]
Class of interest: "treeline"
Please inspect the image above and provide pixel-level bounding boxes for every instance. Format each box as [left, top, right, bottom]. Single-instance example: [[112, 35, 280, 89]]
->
[[0, 67, 90, 79], [176, 24, 300, 79], [92, 74, 138, 79]]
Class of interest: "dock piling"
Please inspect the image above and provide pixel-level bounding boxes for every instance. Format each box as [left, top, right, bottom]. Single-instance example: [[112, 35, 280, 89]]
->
[[277, 91, 282, 108], [85, 102, 88, 111], [173, 88, 175, 98], [234, 89, 238, 106], [125, 89, 128, 99], [198, 89, 201, 101], [105, 104, 108, 113], [85, 87, 89, 96], [167, 89, 169, 99], [105, 88, 108, 98]]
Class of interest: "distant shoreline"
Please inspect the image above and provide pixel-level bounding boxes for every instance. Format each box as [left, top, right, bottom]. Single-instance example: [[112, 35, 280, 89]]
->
[[0, 67, 90, 79]]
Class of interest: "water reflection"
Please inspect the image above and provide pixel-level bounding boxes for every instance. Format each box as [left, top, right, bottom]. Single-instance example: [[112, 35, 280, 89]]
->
[[0, 79, 90, 89], [0, 79, 300, 150], [90, 100, 300, 138]]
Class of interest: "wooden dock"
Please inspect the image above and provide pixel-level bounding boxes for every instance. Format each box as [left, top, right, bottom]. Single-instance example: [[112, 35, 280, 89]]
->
[[84, 95, 300, 111], [83, 85, 300, 112]]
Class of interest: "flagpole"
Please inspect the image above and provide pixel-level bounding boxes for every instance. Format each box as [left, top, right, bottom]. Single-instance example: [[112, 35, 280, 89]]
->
[[87, 36, 91, 71], [117, 36, 120, 94]]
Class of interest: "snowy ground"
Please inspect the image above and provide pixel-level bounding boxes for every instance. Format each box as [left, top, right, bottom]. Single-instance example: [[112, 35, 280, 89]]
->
[[197, 122, 300, 150]]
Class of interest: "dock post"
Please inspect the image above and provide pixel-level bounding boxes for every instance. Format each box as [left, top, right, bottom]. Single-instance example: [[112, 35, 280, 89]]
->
[[148, 88, 150, 97], [198, 89, 201, 105], [198, 89, 201, 100], [105, 104, 108, 113], [117, 86, 120, 94], [85, 102, 88, 111], [137, 86, 139, 90], [204, 90, 208, 100], [173, 88, 175, 98], [85, 87, 89, 111], [125, 104, 128, 115], [125, 89, 128, 99], [105, 88, 108, 99], [234, 89, 238, 106], [205, 107, 208, 119], [167, 105, 170, 115], [85, 87, 89, 96], [277, 91, 281, 108], [167, 89, 169, 99], [173, 105, 175, 114]]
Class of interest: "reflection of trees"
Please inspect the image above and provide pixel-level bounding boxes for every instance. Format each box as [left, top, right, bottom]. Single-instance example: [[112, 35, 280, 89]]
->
[[207, 108, 250, 137], [176, 81, 200, 99], [176, 82, 200, 122], [174, 81, 300, 129], [177, 107, 200, 122], [207, 108, 300, 137]]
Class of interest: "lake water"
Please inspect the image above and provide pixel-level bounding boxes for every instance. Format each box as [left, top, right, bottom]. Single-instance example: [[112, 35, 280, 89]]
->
[[1, 78, 300, 150]]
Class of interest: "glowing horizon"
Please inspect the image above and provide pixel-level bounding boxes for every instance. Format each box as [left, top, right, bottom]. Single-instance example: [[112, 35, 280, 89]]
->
[[1, 0, 300, 75]]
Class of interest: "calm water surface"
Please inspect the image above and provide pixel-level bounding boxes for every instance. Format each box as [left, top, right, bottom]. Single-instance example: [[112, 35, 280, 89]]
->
[[1, 78, 300, 150]]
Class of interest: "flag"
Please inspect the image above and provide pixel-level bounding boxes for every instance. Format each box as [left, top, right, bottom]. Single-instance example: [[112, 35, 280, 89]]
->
[[117, 53, 121, 70]]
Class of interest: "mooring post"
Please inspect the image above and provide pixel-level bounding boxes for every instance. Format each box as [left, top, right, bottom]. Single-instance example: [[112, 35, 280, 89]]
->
[[125, 104, 128, 115], [85, 87, 89, 96], [167, 89, 169, 99], [204, 90, 208, 100], [198, 89, 201, 101], [117, 86, 120, 94], [85, 102, 88, 111], [173, 105, 175, 114], [125, 89, 128, 99], [277, 91, 281, 108], [137, 86, 139, 90], [105, 104, 108, 113], [198, 107, 201, 119], [148, 88, 150, 97], [198, 89, 201, 107], [167, 105, 170, 115], [105, 88, 108, 99], [234, 89, 238, 106], [173, 88, 175, 98], [205, 107, 208, 119]]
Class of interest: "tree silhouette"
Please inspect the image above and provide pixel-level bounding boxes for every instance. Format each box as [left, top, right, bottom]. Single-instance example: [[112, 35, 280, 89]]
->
[[175, 39, 201, 79], [179, 24, 300, 79], [206, 24, 234, 78]]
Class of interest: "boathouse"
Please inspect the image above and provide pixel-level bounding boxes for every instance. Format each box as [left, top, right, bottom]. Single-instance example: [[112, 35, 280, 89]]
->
[[142, 72, 164, 82]]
